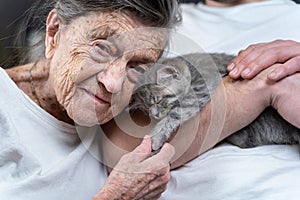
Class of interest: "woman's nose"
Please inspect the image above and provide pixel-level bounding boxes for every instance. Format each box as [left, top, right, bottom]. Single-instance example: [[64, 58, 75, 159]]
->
[[97, 60, 127, 93]]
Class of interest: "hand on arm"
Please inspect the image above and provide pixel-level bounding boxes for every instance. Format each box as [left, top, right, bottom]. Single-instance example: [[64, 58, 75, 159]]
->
[[101, 40, 300, 170], [175, 40, 300, 167], [93, 136, 174, 200], [171, 72, 273, 168], [269, 72, 300, 128], [227, 40, 300, 81], [101, 71, 274, 170]]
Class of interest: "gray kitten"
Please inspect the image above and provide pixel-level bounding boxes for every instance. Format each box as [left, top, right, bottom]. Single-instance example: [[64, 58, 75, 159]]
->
[[130, 53, 300, 151]]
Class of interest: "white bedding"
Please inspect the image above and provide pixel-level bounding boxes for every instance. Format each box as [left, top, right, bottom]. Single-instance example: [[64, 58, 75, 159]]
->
[[163, 144, 300, 199], [161, 0, 300, 199]]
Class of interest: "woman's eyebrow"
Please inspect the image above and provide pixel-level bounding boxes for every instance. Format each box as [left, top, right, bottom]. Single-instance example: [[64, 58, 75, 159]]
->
[[86, 25, 117, 40], [129, 50, 162, 64]]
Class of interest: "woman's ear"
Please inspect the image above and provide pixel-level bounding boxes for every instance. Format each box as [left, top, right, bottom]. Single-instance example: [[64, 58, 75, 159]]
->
[[45, 9, 61, 59]]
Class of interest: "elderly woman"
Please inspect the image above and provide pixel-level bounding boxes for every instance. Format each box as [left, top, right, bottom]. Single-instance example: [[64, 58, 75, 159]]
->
[[1, 0, 181, 199], [2, 0, 300, 200]]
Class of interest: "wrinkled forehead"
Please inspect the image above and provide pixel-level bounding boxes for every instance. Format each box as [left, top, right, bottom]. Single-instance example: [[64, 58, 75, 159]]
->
[[85, 11, 169, 60]]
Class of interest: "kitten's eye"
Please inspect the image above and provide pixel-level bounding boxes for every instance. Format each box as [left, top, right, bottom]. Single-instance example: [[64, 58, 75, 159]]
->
[[173, 73, 180, 79]]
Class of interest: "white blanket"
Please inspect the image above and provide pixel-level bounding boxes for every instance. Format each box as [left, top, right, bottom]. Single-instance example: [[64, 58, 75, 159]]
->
[[161, 0, 300, 199]]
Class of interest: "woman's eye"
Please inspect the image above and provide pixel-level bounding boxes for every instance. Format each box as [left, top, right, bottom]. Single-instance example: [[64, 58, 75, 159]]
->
[[96, 43, 110, 54], [133, 65, 147, 73], [90, 40, 116, 63], [92, 39, 116, 57]]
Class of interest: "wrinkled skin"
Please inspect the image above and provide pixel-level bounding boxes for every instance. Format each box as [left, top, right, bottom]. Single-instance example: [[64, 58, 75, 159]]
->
[[93, 136, 174, 200], [7, 8, 172, 200], [45, 10, 167, 126], [45, 10, 171, 200], [46, 9, 174, 199]]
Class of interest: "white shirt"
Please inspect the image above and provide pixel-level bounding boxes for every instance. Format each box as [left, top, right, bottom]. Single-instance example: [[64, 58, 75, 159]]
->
[[0, 68, 107, 200], [169, 0, 300, 55], [161, 0, 300, 199], [1, 1, 300, 199]]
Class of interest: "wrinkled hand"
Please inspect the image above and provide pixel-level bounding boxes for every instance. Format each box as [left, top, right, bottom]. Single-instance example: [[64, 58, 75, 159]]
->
[[93, 136, 175, 200], [227, 40, 300, 81]]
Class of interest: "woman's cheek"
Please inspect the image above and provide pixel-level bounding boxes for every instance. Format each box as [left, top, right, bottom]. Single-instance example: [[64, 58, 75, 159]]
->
[[54, 56, 83, 108], [112, 80, 135, 112]]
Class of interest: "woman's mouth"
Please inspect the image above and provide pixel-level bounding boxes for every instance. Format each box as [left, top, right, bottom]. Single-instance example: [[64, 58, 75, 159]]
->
[[83, 88, 111, 105]]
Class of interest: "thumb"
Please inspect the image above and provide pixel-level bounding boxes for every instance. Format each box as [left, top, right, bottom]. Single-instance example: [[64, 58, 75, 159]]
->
[[144, 143, 175, 167], [156, 143, 175, 162]]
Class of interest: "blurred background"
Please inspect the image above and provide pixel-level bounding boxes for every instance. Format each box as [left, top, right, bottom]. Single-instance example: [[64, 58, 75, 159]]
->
[[0, 0, 34, 67], [0, 0, 299, 67]]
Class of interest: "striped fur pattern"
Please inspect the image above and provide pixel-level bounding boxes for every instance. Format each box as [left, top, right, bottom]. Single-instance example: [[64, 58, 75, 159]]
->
[[131, 53, 300, 151]]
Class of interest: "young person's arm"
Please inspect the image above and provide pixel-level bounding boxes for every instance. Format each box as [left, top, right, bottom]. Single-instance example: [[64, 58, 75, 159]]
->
[[101, 68, 273, 169], [102, 40, 300, 169]]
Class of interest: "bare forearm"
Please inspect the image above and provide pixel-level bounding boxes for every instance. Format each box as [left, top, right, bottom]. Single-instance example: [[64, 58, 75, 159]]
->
[[171, 76, 271, 168], [102, 75, 272, 170], [218, 76, 271, 141]]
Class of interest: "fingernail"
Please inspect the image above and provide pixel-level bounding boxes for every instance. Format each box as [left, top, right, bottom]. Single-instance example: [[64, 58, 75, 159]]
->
[[227, 63, 235, 71], [242, 68, 251, 76], [230, 68, 238, 76]]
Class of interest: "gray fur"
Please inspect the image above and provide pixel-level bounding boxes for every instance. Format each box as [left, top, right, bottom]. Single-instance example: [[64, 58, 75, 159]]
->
[[131, 53, 300, 151]]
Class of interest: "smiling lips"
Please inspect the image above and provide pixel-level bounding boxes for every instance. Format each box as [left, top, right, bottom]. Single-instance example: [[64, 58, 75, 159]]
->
[[83, 88, 111, 105]]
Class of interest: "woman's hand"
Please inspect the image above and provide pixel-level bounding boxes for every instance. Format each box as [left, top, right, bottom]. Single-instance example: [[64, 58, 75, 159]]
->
[[227, 40, 300, 81], [93, 136, 175, 200]]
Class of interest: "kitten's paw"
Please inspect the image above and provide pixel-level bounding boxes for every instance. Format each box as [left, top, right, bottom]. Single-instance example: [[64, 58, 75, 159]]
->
[[150, 149, 161, 156], [151, 135, 165, 151]]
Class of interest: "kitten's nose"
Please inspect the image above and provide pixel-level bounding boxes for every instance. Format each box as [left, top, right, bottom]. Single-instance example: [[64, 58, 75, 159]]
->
[[150, 105, 160, 119]]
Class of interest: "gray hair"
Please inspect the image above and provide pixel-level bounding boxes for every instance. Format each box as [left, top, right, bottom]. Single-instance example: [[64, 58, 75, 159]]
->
[[10, 0, 181, 66]]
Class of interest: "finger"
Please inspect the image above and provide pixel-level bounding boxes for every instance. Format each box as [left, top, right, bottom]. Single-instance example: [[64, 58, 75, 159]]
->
[[137, 185, 166, 200], [132, 135, 152, 154], [117, 135, 152, 166], [233, 39, 291, 66], [144, 143, 175, 168], [239, 48, 285, 79], [240, 45, 300, 79], [136, 181, 168, 199], [135, 172, 170, 199], [228, 43, 266, 79], [128, 135, 152, 162], [228, 40, 300, 79], [268, 56, 300, 81]]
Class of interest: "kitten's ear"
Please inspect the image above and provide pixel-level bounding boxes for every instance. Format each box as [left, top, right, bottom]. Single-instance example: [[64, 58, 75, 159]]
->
[[157, 66, 180, 84]]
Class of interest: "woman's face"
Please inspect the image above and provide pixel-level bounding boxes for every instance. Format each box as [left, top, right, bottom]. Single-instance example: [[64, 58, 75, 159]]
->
[[46, 11, 167, 126]]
